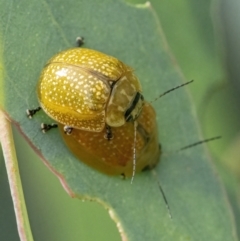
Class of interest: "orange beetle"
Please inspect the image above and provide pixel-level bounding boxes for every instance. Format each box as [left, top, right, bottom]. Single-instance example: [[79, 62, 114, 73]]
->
[[59, 103, 160, 176]]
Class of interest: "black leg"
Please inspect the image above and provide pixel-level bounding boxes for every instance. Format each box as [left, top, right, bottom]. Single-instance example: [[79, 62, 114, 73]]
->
[[104, 125, 113, 140], [141, 162, 158, 172], [120, 173, 126, 180], [76, 36, 84, 47], [41, 123, 58, 133], [26, 107, 42, 118], [63, 126, 73, 135]]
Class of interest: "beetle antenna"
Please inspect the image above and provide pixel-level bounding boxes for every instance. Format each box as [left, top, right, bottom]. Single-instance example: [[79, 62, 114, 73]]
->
[[131, 121, 138, 184], [150, 80, 194, 104], [176, 136, 221, 152], [151, 170, 172, 219]]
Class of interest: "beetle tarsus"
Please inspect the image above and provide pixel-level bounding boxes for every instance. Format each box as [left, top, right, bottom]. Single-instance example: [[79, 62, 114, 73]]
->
[[141, 163, 156, 172], [41, 123, 58, 133], [26, 107, 41, 118], [120, 173, 126, 179], [76, 36, 84, 47], [104, 125, 113, 140], [64, 126, 73, 135]]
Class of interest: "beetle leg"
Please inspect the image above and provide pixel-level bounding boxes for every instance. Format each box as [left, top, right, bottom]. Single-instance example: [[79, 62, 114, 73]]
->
[[76, 37, 84, 47], [63, 126, 73, 135], [26, 107, 42, 119], [41, 123, 58, 133], [104, 125, 113, 140], [159, 143, 162, 151], [141, 164, 157, 172], [120, 173, 126, 180]]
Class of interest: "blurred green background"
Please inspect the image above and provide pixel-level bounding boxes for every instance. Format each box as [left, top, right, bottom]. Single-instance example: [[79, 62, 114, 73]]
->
[[1, 0, 239, 240]]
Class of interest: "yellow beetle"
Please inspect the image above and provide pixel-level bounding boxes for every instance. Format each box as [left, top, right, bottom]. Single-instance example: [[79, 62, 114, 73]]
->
[[28, 38, 160, 178], [37, 47, 144, 136]]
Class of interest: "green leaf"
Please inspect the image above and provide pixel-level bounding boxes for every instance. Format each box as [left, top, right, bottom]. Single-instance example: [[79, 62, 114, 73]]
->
[[0, 149, 20, 241], [0, 0, 237, 240]]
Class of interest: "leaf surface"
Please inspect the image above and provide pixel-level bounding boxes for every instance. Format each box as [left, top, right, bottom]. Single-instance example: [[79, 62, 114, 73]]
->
[[0, 0, 236, 240]]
